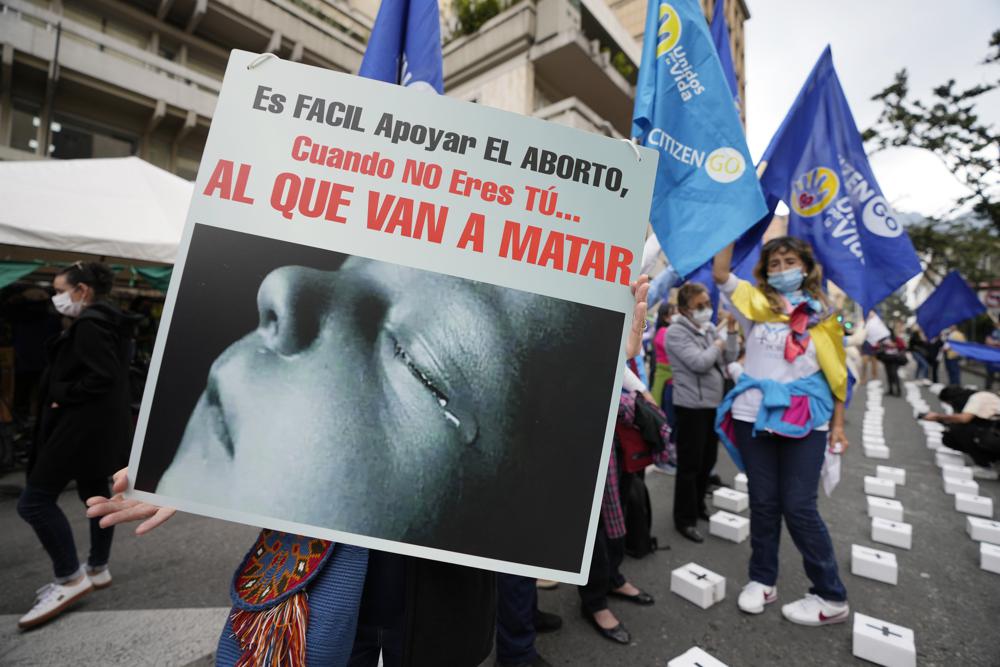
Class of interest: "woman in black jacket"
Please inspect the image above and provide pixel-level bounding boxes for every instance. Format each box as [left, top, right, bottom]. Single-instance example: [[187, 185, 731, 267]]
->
[[17, 262, 134, 630]]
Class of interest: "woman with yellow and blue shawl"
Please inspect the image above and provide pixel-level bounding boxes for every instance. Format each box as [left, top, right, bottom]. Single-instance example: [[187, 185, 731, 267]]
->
[[712, 236, 850, 628]]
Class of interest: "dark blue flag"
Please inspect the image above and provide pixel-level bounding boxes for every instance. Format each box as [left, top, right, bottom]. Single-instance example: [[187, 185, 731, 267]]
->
[[709, 0, 739, 106], [632, 0, 766, 278], [916, 271, 985, 339], [358, 0, 443, 93], [759, 46, 921, 312]]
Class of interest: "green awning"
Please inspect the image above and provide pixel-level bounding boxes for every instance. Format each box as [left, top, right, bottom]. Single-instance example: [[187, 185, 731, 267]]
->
[[0, 261, 44, 289]]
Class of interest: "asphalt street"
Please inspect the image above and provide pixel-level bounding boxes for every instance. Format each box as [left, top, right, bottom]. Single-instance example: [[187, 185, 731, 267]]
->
[[2, 374, 999, 666]]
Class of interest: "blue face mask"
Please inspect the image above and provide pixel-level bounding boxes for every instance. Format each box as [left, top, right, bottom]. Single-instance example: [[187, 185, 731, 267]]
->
[[767, 267, 804, 294]]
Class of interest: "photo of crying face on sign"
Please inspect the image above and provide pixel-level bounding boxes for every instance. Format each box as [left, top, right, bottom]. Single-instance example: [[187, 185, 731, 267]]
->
[[133, 224, 624, 573]]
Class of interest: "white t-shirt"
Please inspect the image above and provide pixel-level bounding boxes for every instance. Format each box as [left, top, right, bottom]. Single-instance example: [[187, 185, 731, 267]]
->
[[719, 275, 828, 429], [963, 392, 1000, 420]]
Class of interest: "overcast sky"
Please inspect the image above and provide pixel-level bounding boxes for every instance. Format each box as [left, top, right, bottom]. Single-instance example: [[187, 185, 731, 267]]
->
[[744, 1, 1000, 219]]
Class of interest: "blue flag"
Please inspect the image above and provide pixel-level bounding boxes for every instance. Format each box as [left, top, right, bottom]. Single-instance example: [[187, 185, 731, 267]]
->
[[709, 0, 739, 106], [916, 271, 985, 339], [632, 0, 766, 278], [358, 0, 443, 93], [947, 340, 1000, 365], [760, 46, 921, 312]]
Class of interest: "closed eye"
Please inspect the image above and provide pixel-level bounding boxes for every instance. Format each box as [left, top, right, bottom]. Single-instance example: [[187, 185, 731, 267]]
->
[[393, 339, 451, 414]]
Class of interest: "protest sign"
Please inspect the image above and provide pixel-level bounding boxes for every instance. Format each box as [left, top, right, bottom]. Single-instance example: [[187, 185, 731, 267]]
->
[[126, 51, 658, 584]]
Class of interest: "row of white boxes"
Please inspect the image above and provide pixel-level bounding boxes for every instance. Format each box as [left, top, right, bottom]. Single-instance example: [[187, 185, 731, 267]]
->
[[909, 382, 1000, 578], [660, 380, 998, 667], [851, 382, 916, 667]]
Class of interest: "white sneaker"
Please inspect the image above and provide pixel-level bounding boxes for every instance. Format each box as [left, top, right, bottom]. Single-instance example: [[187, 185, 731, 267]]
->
[[781, 593, 849, 626], [18, 576, 93, 630], [87, 567, 112, 589], [737, 581, 777, 614]]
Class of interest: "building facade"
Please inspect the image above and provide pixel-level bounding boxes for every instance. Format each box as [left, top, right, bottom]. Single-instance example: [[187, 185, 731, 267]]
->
[[0, 0, 750, 178]]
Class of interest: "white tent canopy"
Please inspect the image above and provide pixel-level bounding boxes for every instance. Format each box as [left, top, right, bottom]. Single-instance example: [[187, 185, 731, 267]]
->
[[0, 156, 192, 263]]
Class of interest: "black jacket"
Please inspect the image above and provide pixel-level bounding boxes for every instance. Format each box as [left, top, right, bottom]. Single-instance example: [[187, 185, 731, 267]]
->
[[28, 301, 136, 490]]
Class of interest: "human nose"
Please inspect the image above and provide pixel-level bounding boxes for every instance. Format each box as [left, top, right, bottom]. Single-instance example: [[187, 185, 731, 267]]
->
[[256, 266, 332, 356]]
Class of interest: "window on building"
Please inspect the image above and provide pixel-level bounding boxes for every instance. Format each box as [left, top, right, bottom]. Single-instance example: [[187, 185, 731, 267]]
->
[[50, 116, 136, 159], [10, 106, 39, 154]]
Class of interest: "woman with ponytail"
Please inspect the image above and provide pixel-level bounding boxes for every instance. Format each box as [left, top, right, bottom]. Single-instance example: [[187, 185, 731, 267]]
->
[[17, 262, 135, 630]]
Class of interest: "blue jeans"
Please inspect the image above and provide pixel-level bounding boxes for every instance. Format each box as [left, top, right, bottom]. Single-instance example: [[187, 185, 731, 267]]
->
[[17, 480, 114, 579], [945, 357, 962, 385], [913, 353, 930, 379], [734, 422, 847, 602]]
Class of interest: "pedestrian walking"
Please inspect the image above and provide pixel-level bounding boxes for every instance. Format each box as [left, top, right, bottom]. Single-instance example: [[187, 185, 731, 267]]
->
[[713, 236, 850, 627], [666, 283, 739, 542], [17, 262, 135, 630]]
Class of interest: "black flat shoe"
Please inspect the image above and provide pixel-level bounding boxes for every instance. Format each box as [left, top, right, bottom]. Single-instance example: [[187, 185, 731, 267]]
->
[[677, 526, 705, 543], [609, 589, 655, 606], [533, 609, 563, 633], [580, 608, 631, 645]]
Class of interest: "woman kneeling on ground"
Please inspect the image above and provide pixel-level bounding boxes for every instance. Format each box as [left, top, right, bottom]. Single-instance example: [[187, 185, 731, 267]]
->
[[712, 236, 850, 627]]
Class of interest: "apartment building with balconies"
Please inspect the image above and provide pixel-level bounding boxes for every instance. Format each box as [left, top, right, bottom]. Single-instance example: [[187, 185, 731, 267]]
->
[[0, 0, 748, 179]]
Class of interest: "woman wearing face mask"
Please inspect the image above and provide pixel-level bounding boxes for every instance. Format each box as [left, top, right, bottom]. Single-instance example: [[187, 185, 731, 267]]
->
[[712, 237, 850, 627], [665, 283, 739, 542], [16, 262, 135, 630]]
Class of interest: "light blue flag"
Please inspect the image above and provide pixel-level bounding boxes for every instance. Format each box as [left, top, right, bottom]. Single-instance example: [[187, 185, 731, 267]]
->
[[759, 46, 922, 312], [709, 0, 739, 106], [358, 0, 443, 93], [632, 0, 766, 278]]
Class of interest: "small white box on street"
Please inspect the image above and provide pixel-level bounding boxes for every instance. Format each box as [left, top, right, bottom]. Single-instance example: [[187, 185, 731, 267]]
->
[[942, 464, 973, 481], [852, 612, 916, 667], [981, 542, 1000, 574], [863, 435, 887, 446], [670, 563, 725, 609], [733, 472, 748, 493], [863, 427, 884, 437], [922, 423, 945, 435], [867, 496, 904, 522], [930, 382, 944, 393], [667, 646, 728, 667], [712, 487, 749, 513], [967, 516, 1000, 544], [872, 517, 912, 550], [865, 476, 896, 498], [955, 493, 993, 518], [936, 452, 965, 468], [851, 544, 898, 585], [876, 466, 906, 485], [943, 477, 978, 495], [864, 444, 890, 460], [709, 510, 749, 543]]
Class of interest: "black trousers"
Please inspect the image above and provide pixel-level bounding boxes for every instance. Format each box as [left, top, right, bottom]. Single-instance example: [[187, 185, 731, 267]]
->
[[17, 479, 114, 579], [673, 406, 719, 529], [943, 422, 1000, 467], [578, 520, 626, 614], [884, 362, 902, 396], [495, 575, 538, 665]]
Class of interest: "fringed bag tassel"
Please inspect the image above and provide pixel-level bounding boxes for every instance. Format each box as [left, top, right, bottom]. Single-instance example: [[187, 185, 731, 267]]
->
[[231, 590, 309, 666]]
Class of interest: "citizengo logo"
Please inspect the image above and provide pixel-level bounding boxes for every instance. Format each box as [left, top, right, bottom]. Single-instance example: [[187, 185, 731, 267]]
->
[[705, 147, 745, 184], [862, 195, 903, 237], [790, 167, 840, 217], [656, 3, 682, 58]]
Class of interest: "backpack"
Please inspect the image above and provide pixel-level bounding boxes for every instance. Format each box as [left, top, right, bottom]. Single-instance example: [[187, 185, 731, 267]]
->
[[623, 472, 665, 558]]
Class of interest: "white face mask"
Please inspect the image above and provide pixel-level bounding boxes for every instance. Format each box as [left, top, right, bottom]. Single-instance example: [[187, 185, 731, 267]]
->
[[52, 290, 84, 318], [691, 307, 713, 326]]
